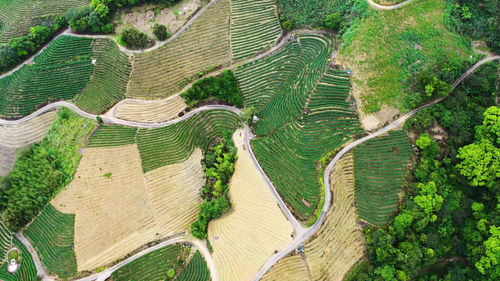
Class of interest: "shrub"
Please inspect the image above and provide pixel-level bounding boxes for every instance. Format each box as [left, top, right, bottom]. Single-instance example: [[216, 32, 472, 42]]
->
[[120, 27, 149, 49], [325, 12, 342, 29], [153, 23, 170, 41], [282, 20, 292, 30]]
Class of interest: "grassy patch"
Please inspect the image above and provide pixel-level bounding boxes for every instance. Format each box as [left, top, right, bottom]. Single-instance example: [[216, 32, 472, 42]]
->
[[8, 250, 19, 261], [338, 0, 473, 113]]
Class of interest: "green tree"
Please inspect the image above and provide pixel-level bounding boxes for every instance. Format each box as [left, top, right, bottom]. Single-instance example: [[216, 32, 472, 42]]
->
[[475, 106, 500, 144], [456, 139, 499, 188], [240, 107, 257, 125], [153, 23, 170, 41], [283, 20, 292, 31], [120, 27, 149, 49], [325, 12, 342, 29]]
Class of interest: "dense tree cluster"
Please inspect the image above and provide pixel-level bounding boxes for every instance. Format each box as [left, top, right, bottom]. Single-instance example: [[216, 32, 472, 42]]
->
[[0, 109, 95, 231], [181, 70, 244, 108], [351, 63, 499, 280], [191, 131, 237, 239], [0, 17, 67, 74], [119, 27, 149, 49], [153, 23, 170, 41], [445, 0, 500, 52]]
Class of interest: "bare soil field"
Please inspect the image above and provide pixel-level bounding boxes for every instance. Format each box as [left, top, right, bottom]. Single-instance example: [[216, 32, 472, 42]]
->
[[114, 95, 187, 123], [116, 0, 201, 39], [0, 110, 57, 176], [52, 144, 205, 271], [208, 129, 293, 281]]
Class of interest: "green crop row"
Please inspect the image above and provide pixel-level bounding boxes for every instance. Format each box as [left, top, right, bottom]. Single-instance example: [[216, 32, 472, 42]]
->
[[0, 221, 11, 262], [87, 125, 138, 147], [237, 34, 363, 221], [112, 244, 182, 281], [0, 237, 38, 281], [24, 204, 76, 278], [173, 251, 210, 281], [353, 130, 413, 226]]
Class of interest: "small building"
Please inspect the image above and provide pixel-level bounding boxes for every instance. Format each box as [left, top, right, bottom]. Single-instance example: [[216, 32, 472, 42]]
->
[[252, 116, 260, 123]]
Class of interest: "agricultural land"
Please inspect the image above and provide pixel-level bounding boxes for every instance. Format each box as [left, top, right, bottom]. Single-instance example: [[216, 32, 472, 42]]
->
[[0, 0, 498, 281]]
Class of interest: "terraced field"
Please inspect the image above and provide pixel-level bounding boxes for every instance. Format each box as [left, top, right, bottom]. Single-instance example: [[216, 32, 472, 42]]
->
[[0, 221, 11, 263], [174, 251, 211, 281], [0, 110, 57, 176], [305, 153, 364, 281], [230, 0, 281, 60], [261, 254, 311, 281], [237, 34, 362, 220], [52, 144, 157, 271], [137, 109, 240, 172], [0, 35, 93, 118], [128, 0, 231, 98], [76, 38, 132, 114], [87, 125, 138, 147], [0, 0, 90, 43], [23, 204, 77, 278], [111, 244, 183, 281], [208, 129, 293, 281], [353, 130, 413, 225], [0, 237, 38, 281], [114, 96, 187, 123]]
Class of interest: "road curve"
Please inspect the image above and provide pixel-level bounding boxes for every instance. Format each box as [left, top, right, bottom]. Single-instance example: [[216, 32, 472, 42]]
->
[[367, 0, 417, 10], [251, 55, 500, 280]]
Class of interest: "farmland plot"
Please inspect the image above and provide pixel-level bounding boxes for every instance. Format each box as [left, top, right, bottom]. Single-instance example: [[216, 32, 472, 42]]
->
[[237, 34, 362, 221], [261, 254, 311, 281], [0, 0, 90, 43], [128, 0, 231, 98], [24, 204, 77, 278], [230, 0, 281, 60], [0, 111, 57, 176], [52, 143, 206, 271], [0, 221, 11, 263], [114, 96, 187, 123], [353, 130, 413, 225], [0, 237, 38, 281], [208, 129, 293, 281], [136, 109, 239, 172], [0, 36, 93, 118], [305, 153, 364, 281], [76, 38, 132, 114], [174, 251, 211, 281]]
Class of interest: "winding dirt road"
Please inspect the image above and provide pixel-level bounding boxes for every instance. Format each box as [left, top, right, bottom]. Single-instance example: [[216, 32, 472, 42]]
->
[[367, 0, 417, 10]]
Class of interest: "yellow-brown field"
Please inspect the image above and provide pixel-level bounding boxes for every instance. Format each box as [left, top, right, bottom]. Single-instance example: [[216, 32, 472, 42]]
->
[[208, 129, 293, 281], [261, 254, 311, 281], [0, 110, 57, 175], [114, 95, 187, 123], [127, 0, 231, 98], [52, 145, 204, 271], [306, 153, 365, 281]]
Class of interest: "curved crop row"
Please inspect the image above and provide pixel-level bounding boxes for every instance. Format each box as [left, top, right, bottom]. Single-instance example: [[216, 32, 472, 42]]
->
[[87, 125, 138, 147], [128, 0, 231, 98], [0, 36, 93, 118], [174, 251, 210, 281], [137, 110, 240, 172], [237, 34, 362, 220], [111, 244, 182, 281], [353, 130, 413, 225], [76, 38, 132, 114], [0, 221, 11, 262], [0, 237, 38, 281], [23, 204, 76, 278], [0, 0, 90, 43], [230, 0, 281, 60]]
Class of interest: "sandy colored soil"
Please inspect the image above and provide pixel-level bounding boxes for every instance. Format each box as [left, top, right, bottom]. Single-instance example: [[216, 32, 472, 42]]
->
[[361, 105, 400, 131], [208, 129, 293, 281], [117, 0, 201, 41], [52, 144, 204, 271], [261, 254, 311, 281], [143, 148, 204, 234], [114, 96, 187, 123], [305, 153, 365, 281], [0, 110, 57, 176]]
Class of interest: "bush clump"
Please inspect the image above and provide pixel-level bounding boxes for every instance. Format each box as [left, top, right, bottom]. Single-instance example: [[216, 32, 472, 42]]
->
[[153, 23, 170, 41], [120, 27, 149, 49], [181, 70, 243, 108]]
